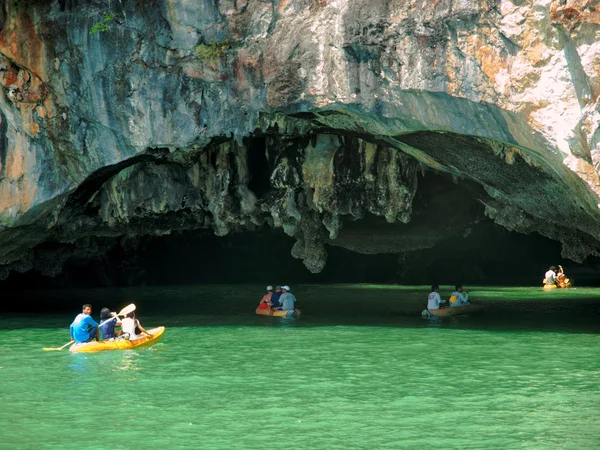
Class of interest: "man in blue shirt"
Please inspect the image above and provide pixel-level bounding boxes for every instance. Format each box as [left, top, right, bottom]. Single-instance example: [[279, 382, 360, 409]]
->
[[278, 286, 296, 311], [70, 304, 99, 343]]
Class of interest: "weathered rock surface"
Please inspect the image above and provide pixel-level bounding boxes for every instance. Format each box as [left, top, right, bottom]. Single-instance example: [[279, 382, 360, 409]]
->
[[1, 0, 600, 279]]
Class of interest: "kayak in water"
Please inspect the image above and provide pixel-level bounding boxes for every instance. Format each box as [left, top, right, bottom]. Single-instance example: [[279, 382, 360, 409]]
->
[[70, 326, 165, 353], [421, 304, 483, 318], [255, 307, 301, 318]]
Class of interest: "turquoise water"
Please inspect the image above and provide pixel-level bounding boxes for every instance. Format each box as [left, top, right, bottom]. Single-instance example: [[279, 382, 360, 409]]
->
[[1, 285, 599, 449]]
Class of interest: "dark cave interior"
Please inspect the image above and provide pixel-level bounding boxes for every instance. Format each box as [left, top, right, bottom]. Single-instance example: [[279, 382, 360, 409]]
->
[[2, 168, 597, 292]]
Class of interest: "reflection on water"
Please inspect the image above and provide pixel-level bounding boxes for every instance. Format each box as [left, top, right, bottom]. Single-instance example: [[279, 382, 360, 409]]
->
[[68, 355, 91, 376]]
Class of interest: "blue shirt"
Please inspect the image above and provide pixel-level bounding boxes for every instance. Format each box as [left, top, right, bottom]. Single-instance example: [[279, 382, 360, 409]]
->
[[271, 292, 282, 308], [99, 318, 118, 340], [70, 313, 98, 343], [279, 292, 296, 311]]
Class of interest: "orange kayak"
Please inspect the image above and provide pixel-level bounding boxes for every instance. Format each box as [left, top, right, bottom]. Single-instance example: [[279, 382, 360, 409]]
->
[[70, 327, 165, 353], [255, 307, 301, 317], [422, 304, 483, 318]]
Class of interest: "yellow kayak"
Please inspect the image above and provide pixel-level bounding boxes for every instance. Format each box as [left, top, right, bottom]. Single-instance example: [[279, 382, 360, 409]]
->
[[255, 307, 301, 317], [70, 327, 165, 353], [422, 304, 483, 318]]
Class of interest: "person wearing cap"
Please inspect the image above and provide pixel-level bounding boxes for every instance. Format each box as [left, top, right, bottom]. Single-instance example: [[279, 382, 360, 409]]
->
[[278, 286, 296, 311], [258, 286, 274, 310], [270, 286, 283, 308]]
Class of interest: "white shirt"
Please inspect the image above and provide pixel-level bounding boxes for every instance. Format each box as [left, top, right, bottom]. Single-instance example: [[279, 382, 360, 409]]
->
[[427, 292, 443, 310], [450, 291, 470, 307], [545, 270, 557, 284], [121, 317, 139, 338]]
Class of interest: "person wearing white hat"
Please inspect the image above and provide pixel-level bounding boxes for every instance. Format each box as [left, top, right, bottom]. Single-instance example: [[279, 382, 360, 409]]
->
[[258, 286, 274, 310], [278, 286, 296, 311]]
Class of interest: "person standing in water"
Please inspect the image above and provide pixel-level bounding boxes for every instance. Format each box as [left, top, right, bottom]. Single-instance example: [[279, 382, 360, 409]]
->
[[70, 304, 99, 343], [427, 285, 446, 311]]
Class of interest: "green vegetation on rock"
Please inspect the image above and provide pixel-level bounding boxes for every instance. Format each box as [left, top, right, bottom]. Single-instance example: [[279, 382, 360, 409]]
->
[[90, 12, 118, 34], [194, 42, 232, 60]]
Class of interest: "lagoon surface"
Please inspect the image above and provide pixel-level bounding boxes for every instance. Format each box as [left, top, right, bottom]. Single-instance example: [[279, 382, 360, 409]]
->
[[1, 285, 599, 449]]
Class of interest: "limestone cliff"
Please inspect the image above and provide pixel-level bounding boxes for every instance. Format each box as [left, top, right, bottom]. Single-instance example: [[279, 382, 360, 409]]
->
[[1, 0, 600, 278]]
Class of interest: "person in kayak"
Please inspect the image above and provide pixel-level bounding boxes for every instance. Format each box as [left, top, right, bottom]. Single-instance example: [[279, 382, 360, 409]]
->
[[99, 307, 122, 340], [121, 312, 151, 340], [278, 285, 296, 311], [427, 285, 446, 311], [449, 284, 471, 307], [544, 266, 558, 287], [270, 286, 283, 309], [70, 304, 99, 343], [556, 265, 571, 288], [258, 286, 274, 310]]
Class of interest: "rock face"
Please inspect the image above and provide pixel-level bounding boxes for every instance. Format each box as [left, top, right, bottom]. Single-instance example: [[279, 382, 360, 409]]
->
[[1, 0, 600, 279]]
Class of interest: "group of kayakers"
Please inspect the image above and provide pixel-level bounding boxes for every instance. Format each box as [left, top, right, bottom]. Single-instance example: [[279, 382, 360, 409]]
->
[[543, 265, 572, 289], [427, 284, 471, 311], [69, 304, 150, 344], [69, 270, 573, 339], [257, 285, 297, 311]]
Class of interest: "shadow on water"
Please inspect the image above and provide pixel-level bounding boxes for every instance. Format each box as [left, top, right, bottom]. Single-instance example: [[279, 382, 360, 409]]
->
[[1, 284, 599, 334]]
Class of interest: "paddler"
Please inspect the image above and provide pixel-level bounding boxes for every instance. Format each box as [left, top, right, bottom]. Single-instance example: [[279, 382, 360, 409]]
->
[[449, 284, 471, 307], [258, 286, 274, 310], [270, 285, 283, 309], [427, 284, 446, 311], [278, 285, 296, 311], [69, 304, 99, 343], [544, 266, 558, 287], [99, 307, 122, 340], [121, 312, 151, 340]]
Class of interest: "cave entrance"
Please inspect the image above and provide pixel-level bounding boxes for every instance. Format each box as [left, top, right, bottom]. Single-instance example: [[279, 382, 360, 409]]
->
[[1, 169, 584, 290], [0, 132, 597, 290]]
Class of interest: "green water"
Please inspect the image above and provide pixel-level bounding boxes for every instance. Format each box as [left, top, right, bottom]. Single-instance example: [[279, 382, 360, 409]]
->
[[1, 285, 599, 449]]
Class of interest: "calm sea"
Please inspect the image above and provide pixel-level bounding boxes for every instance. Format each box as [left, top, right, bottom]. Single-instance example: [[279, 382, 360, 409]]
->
[[1, 284, 599, 449]]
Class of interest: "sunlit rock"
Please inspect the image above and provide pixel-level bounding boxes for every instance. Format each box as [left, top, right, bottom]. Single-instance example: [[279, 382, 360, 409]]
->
[[1, 0, 600, 279]]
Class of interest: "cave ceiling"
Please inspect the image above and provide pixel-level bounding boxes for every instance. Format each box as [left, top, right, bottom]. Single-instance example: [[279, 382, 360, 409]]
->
[[1, 0, 600, 279]]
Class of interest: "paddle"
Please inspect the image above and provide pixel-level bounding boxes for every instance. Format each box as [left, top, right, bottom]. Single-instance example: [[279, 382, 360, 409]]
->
[[43, 340, 74, 351], [97, 303, 136, 328], [43, 303, 136, 351]]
